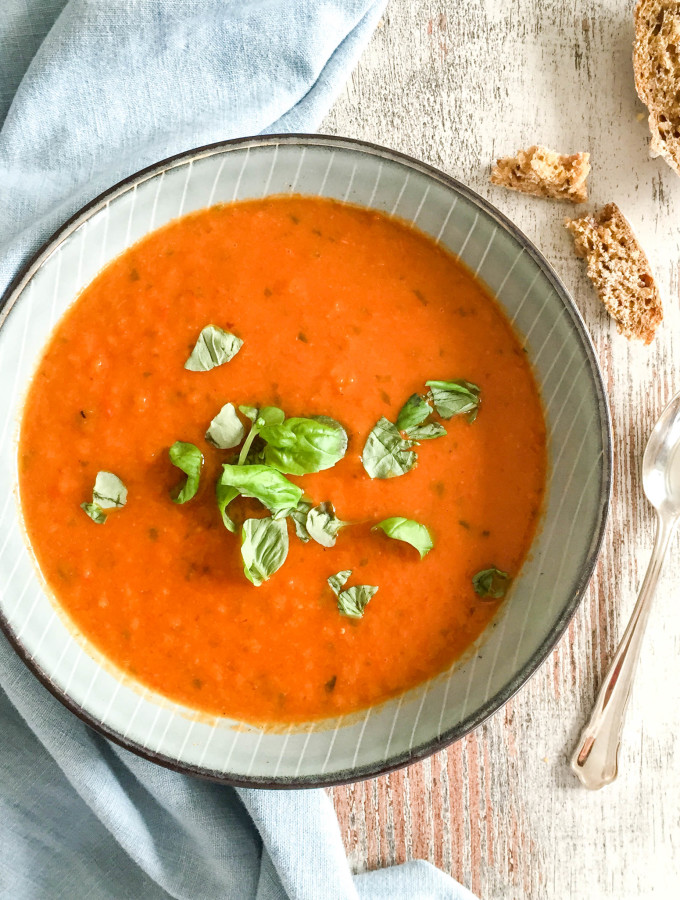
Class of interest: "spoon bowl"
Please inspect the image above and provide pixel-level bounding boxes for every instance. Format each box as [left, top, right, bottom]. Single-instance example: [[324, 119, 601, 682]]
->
[[643, 391, 680, 516]]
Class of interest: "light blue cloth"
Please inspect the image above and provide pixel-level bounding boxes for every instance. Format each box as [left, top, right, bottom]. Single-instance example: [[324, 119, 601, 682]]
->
[[0, 3, 477, 898]]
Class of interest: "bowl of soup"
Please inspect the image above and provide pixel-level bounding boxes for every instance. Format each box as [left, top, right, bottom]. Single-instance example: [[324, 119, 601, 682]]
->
[[0, 135, 610, 786]]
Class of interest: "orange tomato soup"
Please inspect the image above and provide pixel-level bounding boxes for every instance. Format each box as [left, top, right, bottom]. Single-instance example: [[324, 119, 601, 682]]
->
[[19, 196, 546, 724]]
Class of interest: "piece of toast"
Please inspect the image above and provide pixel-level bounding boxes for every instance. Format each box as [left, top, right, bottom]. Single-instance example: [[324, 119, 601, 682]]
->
[[565, 203, 662, 345], [490, 146, 590, 203], [634, 1, 680, 176]]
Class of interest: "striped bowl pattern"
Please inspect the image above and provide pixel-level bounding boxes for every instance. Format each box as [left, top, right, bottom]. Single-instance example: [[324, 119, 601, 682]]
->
[[0, 135, 610, 786]]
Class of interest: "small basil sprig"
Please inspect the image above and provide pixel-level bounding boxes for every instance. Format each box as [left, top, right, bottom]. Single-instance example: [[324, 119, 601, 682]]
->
[[361, 417, 417, 479], [472, 567, 510, 599], [395, 393, 447, 440], [327, 570, 378, 619], [395, 394, 432, 431], [426, 379, 480, 423], [374, 517, 434, 559], [185, 325, 243, 371], [81, 471, 127, 524], [93, 471, 127, 509], [237, 406, 285, 465], [81, 502, 107, 524], [169, 441, 203, 503], [241, 518, 289, 586], [258, 416, 348, 475], [205, 403, 245, 449], [338, 586, 378, 618], [405, 422, 447, 440], [306, 502, 348, 548], [216, 481, 239, 532], [289, 499, 313, 542], [327, 570, 352, 595], [217, 464, 303, 530]]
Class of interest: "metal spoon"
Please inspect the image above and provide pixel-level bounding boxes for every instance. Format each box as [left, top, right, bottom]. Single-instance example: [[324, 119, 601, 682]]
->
[[571, 390, 680, 790]]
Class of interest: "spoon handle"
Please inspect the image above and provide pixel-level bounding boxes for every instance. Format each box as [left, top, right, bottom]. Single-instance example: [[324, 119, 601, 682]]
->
[[571, 512, 676, 789]]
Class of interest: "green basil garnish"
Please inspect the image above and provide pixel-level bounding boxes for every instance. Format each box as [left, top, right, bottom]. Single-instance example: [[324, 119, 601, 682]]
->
[[337, 584, 378, 619], [169, 441, 203, 503], [237, 406, 286, 465], [327, 569, 352, 596], [472, 567, 510, 599], [205, 402, 245, 449], [361, 416, 417, 479], [306, 502, 347, 548], [405, 422, 447, 441], [217, 464, 303, 522], [426, 379, 481, 423], [92, 471, 127, 509], [80, 501, 107, 524], [238, 405, 259, 422], [216, 482, 239, 532], [396, 393, 432, 431], [289, 499, 313, 542], [258, 416, 348, 475], [374, 517, 434, 559], [184, 325, 243, 372], [241, 517, 289, 586], [81, 471, 127, 524], [254, 407, 286, 426]]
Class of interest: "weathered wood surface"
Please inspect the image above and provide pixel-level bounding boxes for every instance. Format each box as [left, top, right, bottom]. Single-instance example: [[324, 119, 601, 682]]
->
[[323, 1, 680, 897]]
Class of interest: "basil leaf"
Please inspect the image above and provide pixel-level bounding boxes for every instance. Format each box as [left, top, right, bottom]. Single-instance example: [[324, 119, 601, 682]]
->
[[337, 584, 378, 619], [205, 403, 246, 449], [81, 501, 106, 524], [258, 407, 285, 427], [328, 569, 352, 596], [405, 423, 447, 441], [169, 441, 203, 503], [216, 482, 239, 532], [306, 502, 347, 548], [361, 417, 417, 479], [239, 405, 259, 422], [259, 416, 348, 475], [289, 499, 313, 542], [92, 471, 127, 509], [237, 406, 286, 465], [218, 464, 303, 519], [426, 379, 480, 422], [185, 325, 243, 371], [396, 393, 432, 431], [472, 567, 510, 599], [241, 517, 289, 586], [374, 517, 434, 559]]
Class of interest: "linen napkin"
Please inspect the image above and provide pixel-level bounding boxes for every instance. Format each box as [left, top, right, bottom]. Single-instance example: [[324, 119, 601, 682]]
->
[[0, 3, 477, 898]]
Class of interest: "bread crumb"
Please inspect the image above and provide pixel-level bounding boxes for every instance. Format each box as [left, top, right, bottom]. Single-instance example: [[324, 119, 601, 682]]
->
[[565, 203, 663, 344], [491, 146, 590, 203], [634, 1, 680, 176]]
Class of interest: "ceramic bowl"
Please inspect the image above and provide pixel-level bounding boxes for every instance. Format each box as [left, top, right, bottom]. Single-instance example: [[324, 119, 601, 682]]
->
[[0, 135, 611, 786]]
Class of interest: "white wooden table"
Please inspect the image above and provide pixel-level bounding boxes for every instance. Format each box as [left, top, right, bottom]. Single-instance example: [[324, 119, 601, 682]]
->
[[324, 2, 680, 896]]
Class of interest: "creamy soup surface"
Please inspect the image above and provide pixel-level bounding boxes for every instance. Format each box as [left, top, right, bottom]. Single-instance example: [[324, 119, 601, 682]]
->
[[19, 196, 546, 724]]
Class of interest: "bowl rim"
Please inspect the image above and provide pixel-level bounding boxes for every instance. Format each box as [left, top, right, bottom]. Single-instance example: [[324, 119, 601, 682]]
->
[[0, 132, 612, 788]]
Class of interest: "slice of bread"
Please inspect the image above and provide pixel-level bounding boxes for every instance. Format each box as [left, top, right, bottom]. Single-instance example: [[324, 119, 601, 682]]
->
[[565, 203, 662, 345], [491, 146, 590, 203], [634, 1, 680, 176]]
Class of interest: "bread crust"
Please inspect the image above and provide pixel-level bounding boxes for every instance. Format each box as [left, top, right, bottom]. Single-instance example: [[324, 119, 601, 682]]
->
[[565, 203, 662, 345], [634, 0, 680, 176]]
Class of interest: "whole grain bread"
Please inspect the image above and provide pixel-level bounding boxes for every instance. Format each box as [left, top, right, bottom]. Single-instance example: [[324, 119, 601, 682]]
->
[[634, 0, 680, 176], [490, 146, 590, 203], [565, 203, 662, 345]]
